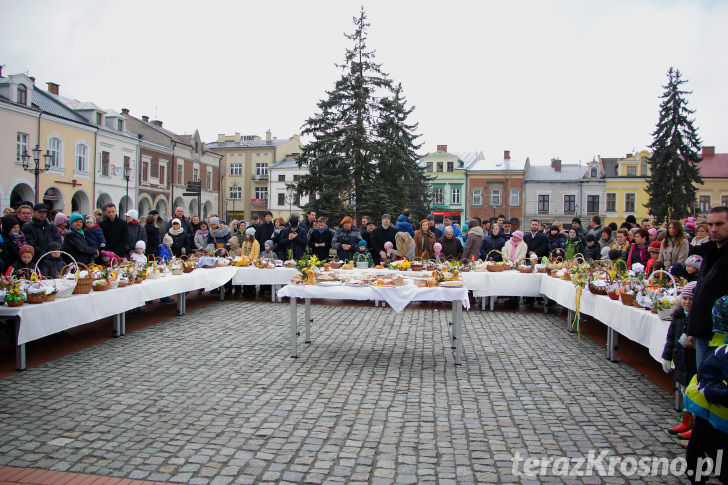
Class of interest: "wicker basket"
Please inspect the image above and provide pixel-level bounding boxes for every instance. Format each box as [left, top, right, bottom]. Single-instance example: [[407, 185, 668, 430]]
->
[[26, 292, 45, 304], [92, 281, 109, 291], [329, 262, 343, 269], [621, 292, 634, 306], [6, 298, 23, 307], [44, 292, 56, 302], [518, 266, 533, 274], [659, 308, 674, 320], [607, 291, 620, 301], [410, 258, 424, 272], [485, 250, 508, 272], [588, 273, 609, 295]]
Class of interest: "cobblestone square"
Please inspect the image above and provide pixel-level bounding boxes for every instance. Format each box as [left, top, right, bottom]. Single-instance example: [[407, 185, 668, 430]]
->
[[0, 302, 684, 483]]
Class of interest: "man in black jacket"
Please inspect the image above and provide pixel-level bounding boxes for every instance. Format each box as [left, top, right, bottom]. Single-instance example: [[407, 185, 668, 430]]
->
[[21, 203, 61, 262], [524, 219, 548, 259], [277, 215, 308, 260], [100, 203, 130, 258], [371, 214, 398, 265], [687, 206, 728, 370], [255, 211, 275, 247]]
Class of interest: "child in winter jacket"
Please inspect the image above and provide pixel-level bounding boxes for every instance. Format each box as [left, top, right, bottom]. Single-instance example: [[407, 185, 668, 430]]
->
[[683, 296, 728, 483], [130, 241, 148, 264], [353, 239, 373, 267], [38, 241, 65, 278], [84, 215, 106, 252], [14, 245, 35, 276], [158, 235, 173, 262], [260, 240, 277, 260], [662, 282, 698, 440]]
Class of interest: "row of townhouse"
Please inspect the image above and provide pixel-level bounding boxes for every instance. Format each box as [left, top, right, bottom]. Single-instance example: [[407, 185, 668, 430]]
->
[[422, 145, 728, 228], [0, 69, 221, 220]]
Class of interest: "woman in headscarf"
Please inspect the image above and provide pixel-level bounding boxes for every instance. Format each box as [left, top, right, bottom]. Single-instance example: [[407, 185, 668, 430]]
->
[[1, 215, 27, 268], [62, 213, 99, 265], [413, 219, 435, 259], [501, 230, 528, 263], [480, 222, 506, 261], [53, 212, 69, 240]]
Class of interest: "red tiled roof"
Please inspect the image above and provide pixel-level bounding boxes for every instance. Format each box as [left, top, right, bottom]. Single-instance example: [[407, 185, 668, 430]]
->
[[698, 152, 728, 178]]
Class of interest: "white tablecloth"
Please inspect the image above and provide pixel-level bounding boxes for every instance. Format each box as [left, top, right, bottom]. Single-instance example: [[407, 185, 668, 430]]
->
[[461, 270, 544, 297], [0, 267, 239, 345], [277, 284, 470, 313], [230, 267, 298, 285]]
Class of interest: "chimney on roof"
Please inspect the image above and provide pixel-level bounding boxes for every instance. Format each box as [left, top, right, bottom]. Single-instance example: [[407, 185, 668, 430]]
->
[[152, 120, 163, 127], [121, 108, 129, 115], [551, 158, 562, 172], [29, 76, 35, 85], [0, 66, 3, 77], [703, 146, 715, 156], [266, 130, 272, 142], [504, 150, 510, 160], [437, 145, 447, 152], [47, 82, 59, 95], [142, 115, 149, 122]]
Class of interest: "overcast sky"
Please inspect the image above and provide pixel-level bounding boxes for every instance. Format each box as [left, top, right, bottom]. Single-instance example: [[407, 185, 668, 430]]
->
[[2, 0, 726, 165]]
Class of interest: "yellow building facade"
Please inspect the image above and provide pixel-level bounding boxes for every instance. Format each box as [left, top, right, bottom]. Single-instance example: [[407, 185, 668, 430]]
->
[[602, 150, 652, 226]]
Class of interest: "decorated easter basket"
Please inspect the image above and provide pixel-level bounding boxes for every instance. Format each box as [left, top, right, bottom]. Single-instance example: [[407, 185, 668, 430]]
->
[[485, 250, 508, 272]]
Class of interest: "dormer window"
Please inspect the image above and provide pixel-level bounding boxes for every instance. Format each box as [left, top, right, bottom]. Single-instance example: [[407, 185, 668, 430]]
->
[[17, 84, 27, 105], [117, 119, 124, 131], [590, 167, 597, 178], [96, 112, 103, 125]]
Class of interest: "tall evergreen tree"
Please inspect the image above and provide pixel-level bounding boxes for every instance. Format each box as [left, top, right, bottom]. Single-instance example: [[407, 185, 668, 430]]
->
[[296, 7, 429, 224], [645, 67, 703, 224]]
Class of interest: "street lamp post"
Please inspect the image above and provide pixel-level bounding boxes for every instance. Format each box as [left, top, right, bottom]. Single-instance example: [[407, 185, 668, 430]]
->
[[21, 145, 52, 206], [123, 164, 132, 214], [231, 181, 239, 221]]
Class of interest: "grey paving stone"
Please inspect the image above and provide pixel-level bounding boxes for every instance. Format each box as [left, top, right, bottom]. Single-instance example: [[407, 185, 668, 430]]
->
[[0, 302, 686, 483]]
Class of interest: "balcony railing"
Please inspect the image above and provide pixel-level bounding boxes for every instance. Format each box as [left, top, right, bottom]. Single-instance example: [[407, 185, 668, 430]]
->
[[251, 174, 268, 181], [251, 198, 268, 206]]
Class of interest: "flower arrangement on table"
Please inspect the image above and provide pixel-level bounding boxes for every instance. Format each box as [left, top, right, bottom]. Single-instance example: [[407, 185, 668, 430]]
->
[[295, 254, 325, 284], [396, 260, 411, 271], [3, 277, 24, 307]]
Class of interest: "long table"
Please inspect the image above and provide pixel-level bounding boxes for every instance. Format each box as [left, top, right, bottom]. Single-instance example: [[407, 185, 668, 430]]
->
[[277, 284, 470, 365], [0, 267, 239, 369]]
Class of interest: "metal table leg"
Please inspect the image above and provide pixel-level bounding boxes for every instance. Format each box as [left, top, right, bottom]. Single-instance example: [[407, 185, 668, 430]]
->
[[290, 296, 298, 358], [113, 312, 126, 336], [606, 328, 619, 362], [567, 309, 576, 333], [14, 319, 26, 371], [543, 296, 548, 314], [304, 298, 312, 343], [219, 285, 225, 301], [176, 292, 186, 316], [490, 296, 495, 312], [452, 300, 463, 365], [272, 285, 277, 302], [481, 297, 486, 311]]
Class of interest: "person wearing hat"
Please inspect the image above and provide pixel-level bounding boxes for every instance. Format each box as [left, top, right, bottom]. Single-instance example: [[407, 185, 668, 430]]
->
[[333, 216, 361, 261], [354, 238, 373, 267], [546, 225, 567, 258], [684, 255, 703, 282], [277, 214, 308, 260], [583, 233, 601, 261], [502, 230, 528, 263], [204, 216, 232, 254], [158, 234, 173, 262], [100, 203, 130, 259], [53, 212, 69, 239], [571, 217, 585, 238], [255, 211, 275, 248], [480, 223, 507, 261], [1, 215, 27, 268], [130, 240, 147, 264], [371, 214, 398, 265], [83, 215, 106, 254], [309, 216, 334, 261], [599, 227, 616, 250], [260, 239, 277, 260], [662, 281, 698, 442], [193, 220, 210, 252], [125, 209, 147, 257], [21, 203, 62, 262], [361, 220, 377, 257], [62, 212, 100, 266], [425, 214, 442, 240], [15, 244, 35, 273], [241, 227, 260, 261], [166, 218, 189, 257], [38, 241, 65, 278]]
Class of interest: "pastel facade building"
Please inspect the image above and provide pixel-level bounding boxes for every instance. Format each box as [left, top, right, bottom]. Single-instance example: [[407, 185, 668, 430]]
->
[[466, 150, 528, 226]]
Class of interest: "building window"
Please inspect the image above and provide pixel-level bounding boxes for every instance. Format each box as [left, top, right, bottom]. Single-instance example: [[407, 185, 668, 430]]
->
[[96, 113, 103, 125], [510, 188, 520, 207], [447, 161, 454, 172], [16, 132, 29, 163], [437, 162, 443, 173], [47, 136, 63, 169], [538, 195, 549, 213], [17, 84, 27, 105], [564, 195, 575, 214], [472, 188, 481, 206], [700, 195, 711, 213], [640, 157, 648, 176], [230, 186, 241, 199], [193, 168, 199, 182], [142, 161, 149, 182], [433, 188, 444, 205], [606, 193, 616, 212], [451, 188, 460, 205], [278, 193, 285, 206], [177, 164, 183, 184], [294, 193, 301, 206], [75, 143, 88, 173], [117, 119, 124, 132], [293, 174, 301, 182], [626, 166, 636, 176], [426, 162, 433, 172], [590, 167, 598, 178], [278, 174, 285, 182], [722, 196, 728, 207], [491, 188, 500, 207], [101, 151, 110, 176], [159, 165, 166, 186], [206, 170, 212, 190], [587, 195, 599, 214], [256, 163, 268, 176], [255, 187, 268, 200], [625, 193, 636, 212], [230, 163, 242, 176]]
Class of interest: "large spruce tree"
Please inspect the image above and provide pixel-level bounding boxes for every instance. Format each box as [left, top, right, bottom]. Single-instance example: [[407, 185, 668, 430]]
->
[[645, 67, 703, 224], [296, 8, 429, 224]]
